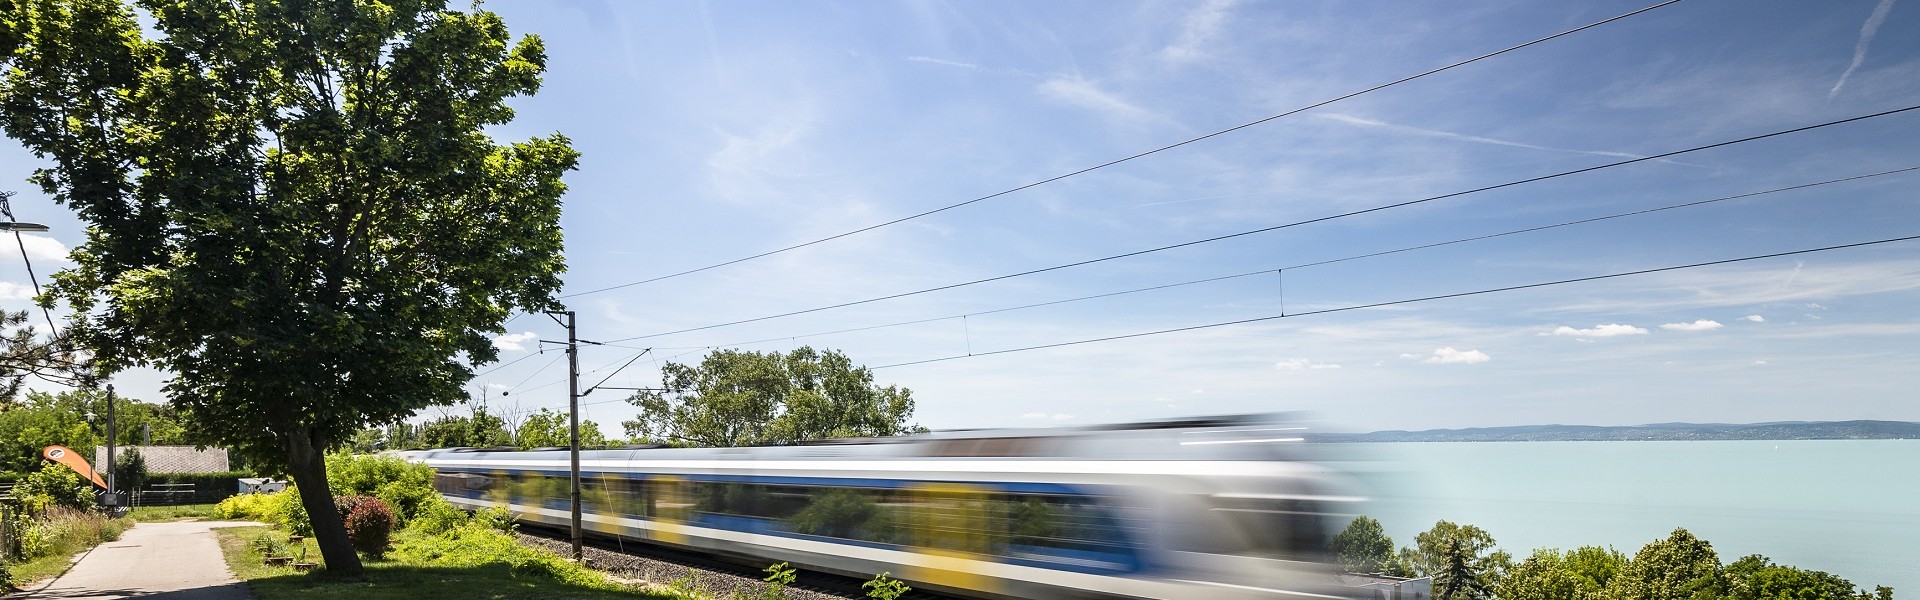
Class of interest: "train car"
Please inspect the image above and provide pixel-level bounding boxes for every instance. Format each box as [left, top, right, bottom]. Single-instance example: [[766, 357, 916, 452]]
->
[[410, 414, 1367, 600]]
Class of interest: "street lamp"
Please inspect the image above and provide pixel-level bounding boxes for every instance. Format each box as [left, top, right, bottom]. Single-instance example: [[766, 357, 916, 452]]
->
[[0, 221, 49, 232]]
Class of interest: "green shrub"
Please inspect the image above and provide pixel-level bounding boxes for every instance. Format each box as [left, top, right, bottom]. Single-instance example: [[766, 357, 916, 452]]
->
[[1, 556, 13, 590], [470, 506, 516, 532], [263, 487, 312, 536], [408, 496, 469, 535], [212, 493, 277, 521], [12, 508, 131, 561], [344, 498, 396, 558], [389, 523, 614, 589], [863, 572, 910, 600], [13, 463, 92, 514], [325, 454, 438, 524]]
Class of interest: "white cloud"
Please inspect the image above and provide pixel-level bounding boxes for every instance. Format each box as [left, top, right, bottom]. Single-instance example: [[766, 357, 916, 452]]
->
[[1550, 324, 1648, 338], [0, 281, 36, 300], [1273, 358, 1342, 371], [1742, 315, 1766, 322], [1160, 0, 1240, 64], [491, 331, 539, 352], [1417, 347, 1491, 365], [1020, 412, 1075, 421], [1317, 113, 1658, 162], [1660, 320, 1724, 332], [0, 234, 72, 263], [1830, 0, 1897, 98], [906, 56, 978, 70], [1753, 360, 1769, 365], [1807, 303, 1828, 310], [1187, 388, 1206, 395], [1037, 76, 1162, 126]]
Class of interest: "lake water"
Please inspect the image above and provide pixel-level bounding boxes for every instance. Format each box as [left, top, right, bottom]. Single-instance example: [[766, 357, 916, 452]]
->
[[1344, 441, 1918, 593]]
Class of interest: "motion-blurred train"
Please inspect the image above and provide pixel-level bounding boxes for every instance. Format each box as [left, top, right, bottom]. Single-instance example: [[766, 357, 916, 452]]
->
[[409, 414, 1368, 599]]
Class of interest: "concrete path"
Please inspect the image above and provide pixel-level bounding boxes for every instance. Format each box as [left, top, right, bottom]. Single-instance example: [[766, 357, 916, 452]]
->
[[19, 520, 260, 600]]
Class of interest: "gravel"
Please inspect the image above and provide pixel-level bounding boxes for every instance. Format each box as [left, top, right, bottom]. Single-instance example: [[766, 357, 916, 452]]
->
[[513, 531, 860, 600]]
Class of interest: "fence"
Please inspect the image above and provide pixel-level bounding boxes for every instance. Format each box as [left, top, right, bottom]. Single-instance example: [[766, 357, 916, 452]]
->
[[131, 472, 246, 507], [1, 498, 16, 562]]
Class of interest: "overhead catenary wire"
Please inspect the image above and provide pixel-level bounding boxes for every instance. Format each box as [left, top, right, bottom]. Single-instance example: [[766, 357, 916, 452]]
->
[[557, 0, 1688, 300], [872, 234, 1920, 368], [603, 104, 1920, 344], [663, 164, 1920, 350]]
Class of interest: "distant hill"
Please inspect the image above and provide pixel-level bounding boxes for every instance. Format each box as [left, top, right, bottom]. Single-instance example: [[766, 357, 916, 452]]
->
[[1310, 420, 1920, 442]]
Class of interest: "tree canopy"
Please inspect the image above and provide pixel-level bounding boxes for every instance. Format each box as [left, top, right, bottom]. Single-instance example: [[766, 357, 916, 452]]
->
[[0, 0, 575, 574], [1330, 515, 1396, 574], [623, 347, 921, 447]]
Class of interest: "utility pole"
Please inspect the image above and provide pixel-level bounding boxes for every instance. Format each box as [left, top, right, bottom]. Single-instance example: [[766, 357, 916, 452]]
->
[[546, 309, 583, 561], [105, 384, 116, 507]]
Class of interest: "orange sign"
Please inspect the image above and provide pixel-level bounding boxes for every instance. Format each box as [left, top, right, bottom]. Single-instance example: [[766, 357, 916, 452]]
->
[[43, 445, 108, 489]]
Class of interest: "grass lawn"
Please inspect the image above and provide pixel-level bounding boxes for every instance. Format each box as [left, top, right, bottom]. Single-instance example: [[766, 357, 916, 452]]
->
[[212, 526, 692, 600], [128, 503, 219, 522]]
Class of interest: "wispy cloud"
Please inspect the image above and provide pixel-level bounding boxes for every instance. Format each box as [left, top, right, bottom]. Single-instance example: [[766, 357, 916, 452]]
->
[[491, 331, 539, 352], [1660, 320, 1724, 332], [1160, 0, 1240, 64], [1038, 76, 1169, 128], [1273, 358, 1342, 371], [1315, 113, 1695, 164], [906, 55, 978, 70], [1405, 347, 1491, 365], [1830, 0, 1897, 98], [1549, 324, 1649, 338], [1742, 315, 1766, 323]]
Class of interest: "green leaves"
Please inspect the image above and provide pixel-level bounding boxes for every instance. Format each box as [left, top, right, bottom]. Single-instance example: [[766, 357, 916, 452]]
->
[[621, 346, 919, 447], [0, 0, 576, 469]]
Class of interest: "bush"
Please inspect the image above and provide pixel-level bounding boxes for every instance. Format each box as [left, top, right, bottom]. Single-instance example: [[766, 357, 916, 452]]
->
[[212, 493, 277, 521], [344, 498, 396, 558], [263, 487, 311, 536], [470, 506, 516, 532], [408, 496, 469, 536], [11, 508, 131, 561], [142, 471, 250, 505], [13, 463, 92, 514], [390, 522, 613, 589], [325, 454, 438, 524]]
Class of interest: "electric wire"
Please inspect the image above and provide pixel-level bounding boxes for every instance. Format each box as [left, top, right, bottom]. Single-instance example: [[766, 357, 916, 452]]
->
[[558, 0, 1688, 299], [874, 234, 1920, 368], [502, 354, 566, 394], [604, 104, 1920, 344], [665, 162, 1920, 350]]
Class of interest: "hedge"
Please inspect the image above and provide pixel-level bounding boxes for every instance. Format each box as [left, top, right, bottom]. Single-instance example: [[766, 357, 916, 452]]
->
[[137, 471, 253, 506]]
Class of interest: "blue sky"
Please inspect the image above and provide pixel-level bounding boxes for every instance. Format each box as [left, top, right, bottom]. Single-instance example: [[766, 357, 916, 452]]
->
[[2, 0, 1917, 435]]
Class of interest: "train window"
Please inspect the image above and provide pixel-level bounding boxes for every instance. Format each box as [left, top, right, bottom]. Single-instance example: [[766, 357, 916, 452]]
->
[[583, 474, 645, 517], [998, 494, 1134, 561], [1207, 495, 1336, 561], [924, 437, 1045, 457], [787, 487, 901, 543]]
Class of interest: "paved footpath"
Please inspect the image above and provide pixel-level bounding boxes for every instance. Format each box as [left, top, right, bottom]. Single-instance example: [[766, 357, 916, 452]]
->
[[19, 520, 259, 600]]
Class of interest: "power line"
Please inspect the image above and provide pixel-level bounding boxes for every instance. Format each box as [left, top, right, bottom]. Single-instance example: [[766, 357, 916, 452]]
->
[[873, 234, 1920, 369], [604, 104, 1920, 343], [471, 351, 541, 378], [665, 164, 1920, 350], [558, 0, 1688, 300], [503, 354, 566, 393]]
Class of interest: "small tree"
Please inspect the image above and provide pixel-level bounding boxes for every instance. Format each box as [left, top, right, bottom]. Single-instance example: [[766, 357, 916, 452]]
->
[[1329, 515, 1395, 574], [1402, 520, 1504, 600], [112, 448, 146, 501]]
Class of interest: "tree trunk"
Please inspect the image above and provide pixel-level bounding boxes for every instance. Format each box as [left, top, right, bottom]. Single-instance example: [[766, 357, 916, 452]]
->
[[286, 428, 362, 575]]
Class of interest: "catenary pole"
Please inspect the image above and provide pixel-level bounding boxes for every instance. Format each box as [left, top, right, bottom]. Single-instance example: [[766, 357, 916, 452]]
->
[[564, 310, 583, 560], [106, 384, 116, 507]]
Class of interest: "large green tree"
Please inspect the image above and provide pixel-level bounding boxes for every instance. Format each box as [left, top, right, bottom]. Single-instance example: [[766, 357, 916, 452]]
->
[[1607, 528, 1727, 600], [624, 346, 920, 447], [1329, 515, 1396, 574], [1402, 520, 1509, 600], [0, 0, 575, 574]]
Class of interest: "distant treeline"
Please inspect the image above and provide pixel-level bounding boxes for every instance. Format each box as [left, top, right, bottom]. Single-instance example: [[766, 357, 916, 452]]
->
[[1332, 516, 1894, 600], [1311, 420, 1920, 443]]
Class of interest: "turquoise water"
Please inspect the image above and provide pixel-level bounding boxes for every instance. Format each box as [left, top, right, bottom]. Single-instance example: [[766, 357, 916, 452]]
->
[[1349, 441, 1918, 594]]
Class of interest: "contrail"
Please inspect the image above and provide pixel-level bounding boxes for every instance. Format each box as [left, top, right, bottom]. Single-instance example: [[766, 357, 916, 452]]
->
[[1831, 0, 1897, 98]]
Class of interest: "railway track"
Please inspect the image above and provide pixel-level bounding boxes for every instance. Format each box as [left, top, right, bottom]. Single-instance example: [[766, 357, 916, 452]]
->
[[517, 524, 961, 600]]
